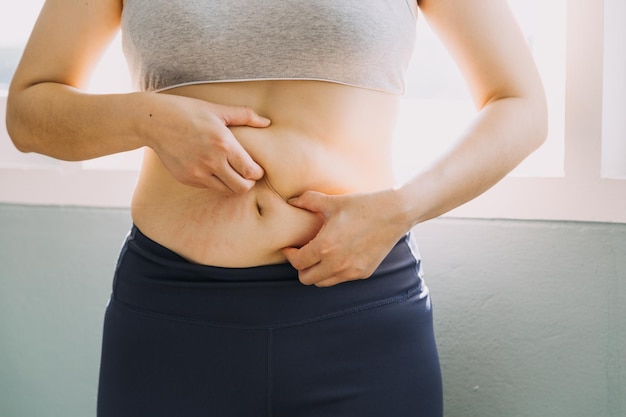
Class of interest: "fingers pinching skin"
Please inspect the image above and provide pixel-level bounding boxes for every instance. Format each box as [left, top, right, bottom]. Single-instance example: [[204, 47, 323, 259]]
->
[[282, 189, 408, 288], [287, 191, 330, 217], [215, 104, 271, 128], [227, 142, 265, 181], [208, 105, 268, 192], [281, 246, 320, 279], [215, 160, 258, 194], [150, 97, 271, 193]]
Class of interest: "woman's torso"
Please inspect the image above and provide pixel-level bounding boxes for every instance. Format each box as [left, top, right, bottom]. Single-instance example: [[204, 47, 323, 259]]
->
[[123, 0, 417, 266], [131, 81, 401, 266]]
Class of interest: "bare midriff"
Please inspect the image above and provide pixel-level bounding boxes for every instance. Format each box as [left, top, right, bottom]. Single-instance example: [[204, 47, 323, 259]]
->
[[131, 80, 400, 267]]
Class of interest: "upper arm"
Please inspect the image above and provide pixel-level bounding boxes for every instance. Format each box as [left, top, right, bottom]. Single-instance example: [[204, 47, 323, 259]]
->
[[417, 0, 545, 109], [10, 0, 123, 92]]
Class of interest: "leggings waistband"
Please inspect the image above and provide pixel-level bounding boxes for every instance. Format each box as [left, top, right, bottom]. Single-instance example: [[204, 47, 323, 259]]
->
[[111, 226, 426, 328]]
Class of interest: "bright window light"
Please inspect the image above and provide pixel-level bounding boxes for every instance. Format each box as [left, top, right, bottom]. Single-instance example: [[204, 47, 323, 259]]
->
[[601, 0, 626, 179], [1, 0, 624, 222], [393, 0, 567, 182]]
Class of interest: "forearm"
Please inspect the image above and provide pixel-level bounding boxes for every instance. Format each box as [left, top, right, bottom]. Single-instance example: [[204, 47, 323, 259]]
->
[[6, 82, 147, 161], [395, 94, 548, 227]]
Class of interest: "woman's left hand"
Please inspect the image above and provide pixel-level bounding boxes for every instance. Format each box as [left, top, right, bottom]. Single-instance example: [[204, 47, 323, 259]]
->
[[281, 189, 410, 287]]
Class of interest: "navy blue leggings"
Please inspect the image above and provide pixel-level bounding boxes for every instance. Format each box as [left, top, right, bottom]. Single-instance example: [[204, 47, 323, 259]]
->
[[97, 226, 442, 417]]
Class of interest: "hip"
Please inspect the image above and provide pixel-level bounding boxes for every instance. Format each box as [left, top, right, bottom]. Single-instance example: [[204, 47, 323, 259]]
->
[[110, 224, 428, 328]]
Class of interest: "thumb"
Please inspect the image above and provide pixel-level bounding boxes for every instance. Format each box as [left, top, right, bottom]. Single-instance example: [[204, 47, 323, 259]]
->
[[288, 191, 330, 215], [218, 105, 271, 128], [281, 246, 299, 261]]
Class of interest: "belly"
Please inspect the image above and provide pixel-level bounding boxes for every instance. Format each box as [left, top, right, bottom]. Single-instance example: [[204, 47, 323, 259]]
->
[[131, 81, 398, 267]]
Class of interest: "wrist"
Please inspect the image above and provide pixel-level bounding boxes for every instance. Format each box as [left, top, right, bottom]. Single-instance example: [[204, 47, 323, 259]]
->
[[127, 92, 159, 150], [382, 186, 423, 232], [391, 174, 440, 228]]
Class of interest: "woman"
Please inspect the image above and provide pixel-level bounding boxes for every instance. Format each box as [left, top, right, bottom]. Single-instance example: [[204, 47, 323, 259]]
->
[[6, 0, 547, 416]]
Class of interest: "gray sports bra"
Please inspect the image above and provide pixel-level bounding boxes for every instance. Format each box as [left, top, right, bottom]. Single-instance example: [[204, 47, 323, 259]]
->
[[121, 0, 417, 95]]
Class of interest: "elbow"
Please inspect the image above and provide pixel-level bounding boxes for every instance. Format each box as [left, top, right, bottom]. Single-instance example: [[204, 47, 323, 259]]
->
[[502, 88, 549, 157], [527, 91, 549, 154], [11, 140, 34, 155], [483, 82, 549, 156], [521, 75, 549, 153], [5, 127, 32, 155], [5, 90, 42, 155], [5, 103, 33, 154]]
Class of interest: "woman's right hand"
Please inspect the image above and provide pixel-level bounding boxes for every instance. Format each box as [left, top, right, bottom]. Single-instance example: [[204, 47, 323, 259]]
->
[[6, 0, 269, 193], [141, 93, 271, 194]]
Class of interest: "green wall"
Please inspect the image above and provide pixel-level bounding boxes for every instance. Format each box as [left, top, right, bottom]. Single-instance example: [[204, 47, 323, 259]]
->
[[1, 204, 624, 417]]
